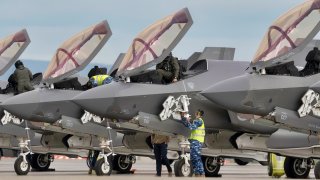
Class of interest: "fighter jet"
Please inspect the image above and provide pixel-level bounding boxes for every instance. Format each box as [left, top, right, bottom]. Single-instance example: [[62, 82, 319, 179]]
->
[[201, 0, 320, 178]]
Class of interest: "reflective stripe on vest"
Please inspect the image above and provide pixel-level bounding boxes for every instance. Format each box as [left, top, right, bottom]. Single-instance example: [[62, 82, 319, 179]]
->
[[92, 75, 110, 86], [189, 118, 205, 143]]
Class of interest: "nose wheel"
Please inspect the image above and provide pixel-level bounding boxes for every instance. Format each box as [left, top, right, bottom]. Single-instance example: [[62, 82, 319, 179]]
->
[[94, 154, 113, 176], [14, 154, 30, 175]]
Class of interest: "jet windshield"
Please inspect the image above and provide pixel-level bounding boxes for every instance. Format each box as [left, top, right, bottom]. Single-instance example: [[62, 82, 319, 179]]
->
[[43, 20, 112, 84], [252, 0, 320, 68], [0, 29, 30, 75], [117, 8, 193, 77]]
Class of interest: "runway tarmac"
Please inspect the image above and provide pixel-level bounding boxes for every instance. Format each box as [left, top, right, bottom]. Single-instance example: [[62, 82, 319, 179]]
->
[[0, 157, 316, 179]]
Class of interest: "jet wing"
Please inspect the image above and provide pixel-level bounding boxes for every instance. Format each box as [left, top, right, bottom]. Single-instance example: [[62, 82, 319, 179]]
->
[[43, 20, 112, 84], [0, 29, 30, 75], [251, 0, 320, 70], [116, 8, 193, 77]]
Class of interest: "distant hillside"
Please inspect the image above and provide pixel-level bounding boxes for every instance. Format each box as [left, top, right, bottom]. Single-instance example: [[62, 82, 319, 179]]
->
[[0, 59, 112, 81]]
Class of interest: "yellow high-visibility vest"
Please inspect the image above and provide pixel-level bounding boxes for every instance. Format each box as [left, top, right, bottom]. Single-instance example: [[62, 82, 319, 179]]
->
[[91, 74, 110, 86], [189, 118, 205, 143]]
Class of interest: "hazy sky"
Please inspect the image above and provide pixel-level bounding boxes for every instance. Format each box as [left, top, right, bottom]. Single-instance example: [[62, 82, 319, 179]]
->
[[0, 0, 310, 65]]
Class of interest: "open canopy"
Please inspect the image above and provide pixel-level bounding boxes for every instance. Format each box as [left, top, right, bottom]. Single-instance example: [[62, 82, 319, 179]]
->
[[116, 8, 193, 77], [0, 29, 30, 75], [251, 0, 320, 69], [43, 20, 112, 84]]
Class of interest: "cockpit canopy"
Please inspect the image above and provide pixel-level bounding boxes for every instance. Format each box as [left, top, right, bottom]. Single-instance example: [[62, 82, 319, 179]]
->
[[251, 0, 320, 69], [43, 20, 112, 84], [0, 29, 30, 75], [116, 8, 193, 77]]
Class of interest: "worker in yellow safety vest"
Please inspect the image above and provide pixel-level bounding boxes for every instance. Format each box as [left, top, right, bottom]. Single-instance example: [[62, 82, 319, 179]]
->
[[90, 74, 112, 87], [181, 110, 206, 177]]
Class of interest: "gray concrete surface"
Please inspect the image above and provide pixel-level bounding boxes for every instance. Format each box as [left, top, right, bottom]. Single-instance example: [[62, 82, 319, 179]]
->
[[0, 157, 316, 179]]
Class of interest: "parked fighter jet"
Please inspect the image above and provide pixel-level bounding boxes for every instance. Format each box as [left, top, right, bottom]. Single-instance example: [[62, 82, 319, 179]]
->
[[201, 0, 320, 178], [0, 8, 270, 177]]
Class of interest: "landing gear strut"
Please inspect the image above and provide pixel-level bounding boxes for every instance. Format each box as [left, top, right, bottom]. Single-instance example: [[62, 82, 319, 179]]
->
[[94, 119, 115, 176], [174, 138, 193, 177], [14, 122, 33, 176], [314, 160, 320, 179]]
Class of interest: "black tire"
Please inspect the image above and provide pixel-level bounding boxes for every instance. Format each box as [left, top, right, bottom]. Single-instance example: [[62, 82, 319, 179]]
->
[[234, 158, 249, 166], [14, 156, 30, 175], [174, 158, 193, 177], [113, 155, 132, 173], [284, 157, 310, 179], [30, 154, 51, 171], [202, 156, 220, 177], [94, 156, 113, 176], [314, 161, 320, 179]]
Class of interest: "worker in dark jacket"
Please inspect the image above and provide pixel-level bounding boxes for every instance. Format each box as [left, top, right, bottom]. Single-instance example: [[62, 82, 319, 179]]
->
[[300, 47, 320, 76], [13, 60, 34, 94], [151, 52, 180, 84], [151, 134, 173, 177]]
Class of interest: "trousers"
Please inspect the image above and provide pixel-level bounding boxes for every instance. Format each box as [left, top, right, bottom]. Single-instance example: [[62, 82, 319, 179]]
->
[[154, 143, 172, 176], [190, 140, 204, 175]]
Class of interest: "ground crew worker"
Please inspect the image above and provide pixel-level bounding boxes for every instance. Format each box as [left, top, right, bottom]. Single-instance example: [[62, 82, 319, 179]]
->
[[13, 60, 34, 94], [88, 150, 100, 174], [151, 52, 180, 84], [151, 134, 173, 177], [89, 69, 113, 88], [181, 110, 206, 177]]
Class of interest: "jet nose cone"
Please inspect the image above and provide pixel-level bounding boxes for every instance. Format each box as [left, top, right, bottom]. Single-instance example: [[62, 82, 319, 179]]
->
[[1, 90, 39, 119], [201, 74, 255, 114], [72, 85, 114, 117]]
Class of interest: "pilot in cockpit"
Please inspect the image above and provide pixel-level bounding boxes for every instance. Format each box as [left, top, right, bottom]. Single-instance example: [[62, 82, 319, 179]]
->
[[300, 47, 320, 76], [151, 52, 180, 84]]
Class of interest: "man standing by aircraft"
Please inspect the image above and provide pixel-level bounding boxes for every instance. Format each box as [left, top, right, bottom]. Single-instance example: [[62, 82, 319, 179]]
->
[[13, 60, 34, 94], [181, 110, 206, 177], [152, 52, 180, 84], [151, 133, 173, 177]]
